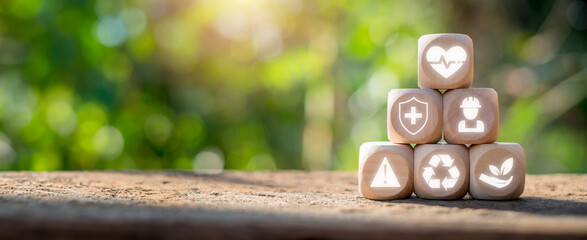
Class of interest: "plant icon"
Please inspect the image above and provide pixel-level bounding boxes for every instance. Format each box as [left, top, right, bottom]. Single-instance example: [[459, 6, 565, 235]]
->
[[489, 158, 513, 177], [479, 158, 514, 188]]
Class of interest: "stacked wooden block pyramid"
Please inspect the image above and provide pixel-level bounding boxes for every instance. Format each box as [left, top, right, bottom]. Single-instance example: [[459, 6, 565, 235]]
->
[[358, 34, 526, 200]]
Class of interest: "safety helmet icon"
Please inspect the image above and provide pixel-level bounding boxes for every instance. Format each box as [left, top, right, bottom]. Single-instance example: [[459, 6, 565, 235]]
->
[[460, 97, 481, 108]]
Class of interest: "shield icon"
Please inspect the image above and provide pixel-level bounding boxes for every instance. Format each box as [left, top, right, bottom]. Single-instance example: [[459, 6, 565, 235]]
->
[[398, 97, 429, 135]]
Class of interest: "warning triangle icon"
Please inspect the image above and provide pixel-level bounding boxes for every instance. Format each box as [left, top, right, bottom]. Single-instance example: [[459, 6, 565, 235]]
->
[[370, 157, 400, 188]]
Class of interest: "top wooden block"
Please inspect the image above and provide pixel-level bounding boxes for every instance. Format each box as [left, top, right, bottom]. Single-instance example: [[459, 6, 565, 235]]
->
[[418, 34, 474, 89]]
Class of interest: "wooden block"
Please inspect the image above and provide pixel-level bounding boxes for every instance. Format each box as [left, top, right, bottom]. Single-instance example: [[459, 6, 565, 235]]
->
[[469, 143, 526, 200], [443, 88, 499, 144], [414, 144, 469, 200], [358, 142, 413, 200], [418, 34, 474, 89], [387, 89, 442, 144]]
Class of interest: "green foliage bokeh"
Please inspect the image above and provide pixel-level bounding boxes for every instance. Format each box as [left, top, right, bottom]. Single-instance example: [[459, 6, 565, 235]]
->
[[0, 0, 585, 173]]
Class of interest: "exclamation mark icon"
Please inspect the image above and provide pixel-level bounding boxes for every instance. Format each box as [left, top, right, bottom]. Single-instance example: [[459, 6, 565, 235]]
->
[[383, 167, 387, 184], [370, 157, 400, 188]]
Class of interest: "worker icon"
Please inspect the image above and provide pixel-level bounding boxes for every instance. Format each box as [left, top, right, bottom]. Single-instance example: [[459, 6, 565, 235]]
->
[[457, 97, 484, 133]]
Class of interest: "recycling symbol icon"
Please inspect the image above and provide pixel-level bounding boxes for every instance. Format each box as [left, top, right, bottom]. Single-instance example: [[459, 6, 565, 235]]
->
[[422, 154, 460, 190]]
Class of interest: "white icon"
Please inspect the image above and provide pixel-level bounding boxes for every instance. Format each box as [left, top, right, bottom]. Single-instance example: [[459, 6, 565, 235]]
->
[[457, 97, 485, 133], [422, 154, 460, 191], [370, 157, 400, 188], [426, 46, 467, 78], [405, 107, 422, 124], [479, 158, 514, 188], [398, 97, 428, 135]]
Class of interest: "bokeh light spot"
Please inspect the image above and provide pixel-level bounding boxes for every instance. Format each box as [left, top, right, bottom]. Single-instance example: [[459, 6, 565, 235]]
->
[[217, 8, 250, 40], [93, 125, 124, 160], [120, 7, 147, 37], [193, 147, 225, 173], [144, 114, 173, 146], [0, 133, 15, 169], [94, 17, 127, 47], [46, 101, 78, 137], [253, 23, 283, 60]]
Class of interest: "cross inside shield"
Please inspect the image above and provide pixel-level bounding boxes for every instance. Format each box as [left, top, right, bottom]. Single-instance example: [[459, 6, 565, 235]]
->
[[398, 97, 429, 135]]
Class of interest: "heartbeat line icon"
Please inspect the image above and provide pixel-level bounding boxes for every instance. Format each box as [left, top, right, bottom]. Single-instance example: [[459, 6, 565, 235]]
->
[[426, 46, 467, 78], [427, 56, 465, 69]]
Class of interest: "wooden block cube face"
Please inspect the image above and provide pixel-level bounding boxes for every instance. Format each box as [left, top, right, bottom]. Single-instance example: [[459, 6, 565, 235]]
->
[[443, 88, 499, 144], [358, 142, 413, 200], [418, 34, 474, 89], [469, 143, 525, 200], [387, 89, 442, 144], [414, 144, 469, 199]]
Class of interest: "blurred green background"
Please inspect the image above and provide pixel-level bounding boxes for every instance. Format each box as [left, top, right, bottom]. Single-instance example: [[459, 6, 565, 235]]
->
[[0, 0, 585, 173]]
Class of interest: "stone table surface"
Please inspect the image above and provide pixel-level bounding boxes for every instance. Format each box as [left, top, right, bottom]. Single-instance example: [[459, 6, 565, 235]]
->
[[0, 171, 585, 240]]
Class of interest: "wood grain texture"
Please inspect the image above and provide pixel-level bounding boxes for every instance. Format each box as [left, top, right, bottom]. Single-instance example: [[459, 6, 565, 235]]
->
[[387, 89, 442, 144], [443, 88, 499, 144], [0, 171, 586, 240], [418, 33, 474, 89], [359, 142, 413, 200], [469, 143, 526, 200], [414, 144, 469, 199]]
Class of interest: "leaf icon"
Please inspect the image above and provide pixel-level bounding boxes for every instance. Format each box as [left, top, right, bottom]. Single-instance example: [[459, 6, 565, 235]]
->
[[501, 158, 513, 175], [489, 165, 500, 176]]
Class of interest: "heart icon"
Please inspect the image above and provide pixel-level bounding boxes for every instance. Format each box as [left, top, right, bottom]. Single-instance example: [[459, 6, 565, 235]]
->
[[426, 46, 467, 78]]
